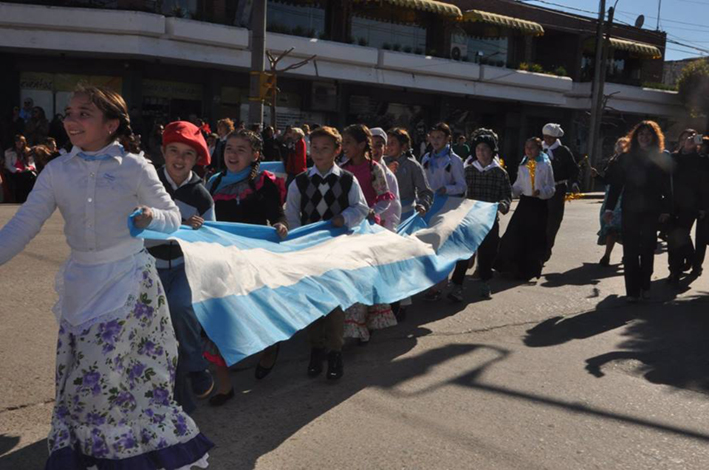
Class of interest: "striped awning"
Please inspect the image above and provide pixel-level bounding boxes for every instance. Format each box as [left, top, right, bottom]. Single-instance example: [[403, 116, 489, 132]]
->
[[353, 0, 463, 18], [462, 9, 545, 36], [609, 37, 662, 59]]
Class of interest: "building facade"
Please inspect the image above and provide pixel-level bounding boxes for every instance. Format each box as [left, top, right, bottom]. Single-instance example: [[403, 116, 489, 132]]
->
[[0, 0, 689, 181]]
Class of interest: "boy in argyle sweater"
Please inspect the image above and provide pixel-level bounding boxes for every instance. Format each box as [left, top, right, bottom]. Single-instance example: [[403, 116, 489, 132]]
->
[[285, 126, 369, 380]]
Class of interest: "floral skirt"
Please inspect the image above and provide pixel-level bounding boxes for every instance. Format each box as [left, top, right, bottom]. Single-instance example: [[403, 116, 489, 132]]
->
[[344, 303, 397, 341], [46, 255, 213, 470]]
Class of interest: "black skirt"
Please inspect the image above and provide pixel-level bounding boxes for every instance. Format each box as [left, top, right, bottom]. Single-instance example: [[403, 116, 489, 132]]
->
[[494, 195, 549, 280]]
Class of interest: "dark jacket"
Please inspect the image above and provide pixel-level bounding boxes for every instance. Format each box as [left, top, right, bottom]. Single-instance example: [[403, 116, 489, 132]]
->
[[208, 165, 287, 227], [548, 144, 579, 186], [606, 150, 671, 215], [670, 150, 709, 214]]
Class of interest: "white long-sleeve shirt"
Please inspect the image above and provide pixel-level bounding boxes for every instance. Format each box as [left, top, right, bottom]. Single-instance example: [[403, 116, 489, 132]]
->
[[380, 163, 401, 231], [421, 148, 467, 197], [512, 155, 556, 200], [0, 142, 180, 328], [285, 164, 370, 230]]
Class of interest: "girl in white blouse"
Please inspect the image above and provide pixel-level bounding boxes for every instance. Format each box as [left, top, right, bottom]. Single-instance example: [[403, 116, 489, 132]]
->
[[0, 86, 212, 469], [495, 137, 556, 281]]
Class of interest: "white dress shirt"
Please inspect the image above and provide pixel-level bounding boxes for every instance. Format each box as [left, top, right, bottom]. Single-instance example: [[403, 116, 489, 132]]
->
[[285, 164, 370, 230], [0, 142, 180, 329], [512, 155, 556, 200]]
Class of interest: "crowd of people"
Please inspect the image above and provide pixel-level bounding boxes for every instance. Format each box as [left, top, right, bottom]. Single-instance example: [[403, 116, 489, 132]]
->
[[1, 83, 708, 469]]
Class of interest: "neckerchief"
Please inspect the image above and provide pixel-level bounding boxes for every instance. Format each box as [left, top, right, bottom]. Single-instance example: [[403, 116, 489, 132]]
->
[[430, 145, 452, 170]]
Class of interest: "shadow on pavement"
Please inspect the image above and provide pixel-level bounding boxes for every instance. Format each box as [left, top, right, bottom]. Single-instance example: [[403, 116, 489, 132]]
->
[[585, 292, 709, 394], [192, 293, 477, 470], [541, 262, 623, 288], [0, 436, 47, 469]]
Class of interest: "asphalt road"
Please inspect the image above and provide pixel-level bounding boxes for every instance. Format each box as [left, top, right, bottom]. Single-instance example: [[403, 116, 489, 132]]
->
[[2, 199, 709, 470]]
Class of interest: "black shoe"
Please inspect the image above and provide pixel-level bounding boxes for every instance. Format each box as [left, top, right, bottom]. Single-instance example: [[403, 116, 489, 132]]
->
[[394, 307, 407, 322], [599, 255, 610, 267], [307, 347, 326, 377], [326, 351, 343, 380], [691, 266, 703, 277], [666, 273, 680, 286], [208, 388, 234, 407], [189, 370, 214, 399], [255, 343, 280, 380]]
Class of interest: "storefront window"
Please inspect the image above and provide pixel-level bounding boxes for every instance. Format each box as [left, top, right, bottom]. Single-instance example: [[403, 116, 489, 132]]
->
[[351, 17, 426, 52], [267, 0, 326, 38]]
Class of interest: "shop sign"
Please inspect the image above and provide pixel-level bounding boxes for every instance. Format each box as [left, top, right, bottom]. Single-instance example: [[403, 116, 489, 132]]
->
[[143, 79, 203, 100]]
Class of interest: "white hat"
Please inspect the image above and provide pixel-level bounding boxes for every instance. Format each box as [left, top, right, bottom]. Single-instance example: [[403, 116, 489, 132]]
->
[[542, 123, 564, 138], [370, 127, 388, 145]]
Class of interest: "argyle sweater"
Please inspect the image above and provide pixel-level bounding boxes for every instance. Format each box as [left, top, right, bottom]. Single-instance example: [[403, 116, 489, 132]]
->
[[294, 170, 354, 225]]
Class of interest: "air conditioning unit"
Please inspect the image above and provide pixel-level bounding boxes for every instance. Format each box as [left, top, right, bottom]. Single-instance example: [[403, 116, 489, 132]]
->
[[450, 40, 468, 61]]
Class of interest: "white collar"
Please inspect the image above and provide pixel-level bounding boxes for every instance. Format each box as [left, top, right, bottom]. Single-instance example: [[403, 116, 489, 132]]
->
[[543, 139, 561, 151], [164, 169, 194, 191], [472, 158, 501, 173], [65, 141, 124, 163], [308, 163, 342, 178]]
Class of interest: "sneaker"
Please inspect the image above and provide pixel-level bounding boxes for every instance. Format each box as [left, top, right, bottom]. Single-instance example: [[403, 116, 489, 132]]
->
[[447, 286, 464, 303], [479, 282, 492, 299], [190, 370, 214, 399], [424, 290, 442, 302], [326, 351, 344, 380]]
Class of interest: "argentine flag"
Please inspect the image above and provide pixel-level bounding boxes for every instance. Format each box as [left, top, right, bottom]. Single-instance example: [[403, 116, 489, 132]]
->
[[132, 196, 497, 366]]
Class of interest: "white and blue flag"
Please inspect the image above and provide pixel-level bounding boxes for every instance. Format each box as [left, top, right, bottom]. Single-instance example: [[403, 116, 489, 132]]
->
[[132, 196, 496, 366]]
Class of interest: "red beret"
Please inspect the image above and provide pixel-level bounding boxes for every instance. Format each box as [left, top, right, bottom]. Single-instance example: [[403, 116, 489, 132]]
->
[[162, 121, 211, 166]]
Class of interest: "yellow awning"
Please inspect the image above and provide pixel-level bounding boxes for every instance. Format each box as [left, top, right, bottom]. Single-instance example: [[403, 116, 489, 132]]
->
[[609, 38, 662, 59], [353, 0, 462, 18], [463, 9, 545, 36]]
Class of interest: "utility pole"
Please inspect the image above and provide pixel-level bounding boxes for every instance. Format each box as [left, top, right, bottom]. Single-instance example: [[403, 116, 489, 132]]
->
[[248, 0, 266, 128], [587, 0, 606, 187], [590, 5, 615, 173], [656, 0, 662, 30]]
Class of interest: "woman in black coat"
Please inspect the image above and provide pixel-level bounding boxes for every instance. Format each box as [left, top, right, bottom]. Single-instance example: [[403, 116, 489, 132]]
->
[[605, 121, 672, 302]]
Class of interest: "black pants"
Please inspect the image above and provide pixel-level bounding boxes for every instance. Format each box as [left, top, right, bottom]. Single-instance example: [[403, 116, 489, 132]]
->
[[667, 211, 696, 275], [451, 219, 500, 285], [545, 183, 567, 261], [622, 211, 658, 297], [695, 218, 708, 270]]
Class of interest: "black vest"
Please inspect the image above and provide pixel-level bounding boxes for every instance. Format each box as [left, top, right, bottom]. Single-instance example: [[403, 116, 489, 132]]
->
[[295, 170, 354, 225]]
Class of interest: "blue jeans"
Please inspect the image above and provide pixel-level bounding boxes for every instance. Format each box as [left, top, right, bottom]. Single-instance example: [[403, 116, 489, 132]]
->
[[158, 264, 208, 413]]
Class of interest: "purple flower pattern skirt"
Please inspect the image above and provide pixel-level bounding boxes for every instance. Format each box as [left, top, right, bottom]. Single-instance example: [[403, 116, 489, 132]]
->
[[47, 254, 210, 467]]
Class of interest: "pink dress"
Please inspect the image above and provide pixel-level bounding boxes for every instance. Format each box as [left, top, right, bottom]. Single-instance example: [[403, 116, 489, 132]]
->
[[341, 159, 398, 340]]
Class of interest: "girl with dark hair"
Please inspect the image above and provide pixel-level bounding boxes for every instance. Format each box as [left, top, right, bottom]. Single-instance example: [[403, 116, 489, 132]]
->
[[605, 120, 672, 301], [495, 137, 556, 281], [449, 129, 512, 300], [341, 124, 397, 343], [0, 86, 214, 468], [4, 134, 36, 202], [205, 128, 288, 405]]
